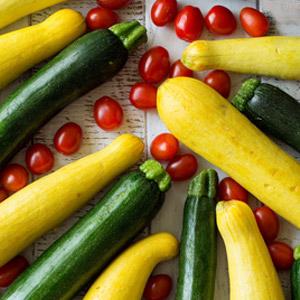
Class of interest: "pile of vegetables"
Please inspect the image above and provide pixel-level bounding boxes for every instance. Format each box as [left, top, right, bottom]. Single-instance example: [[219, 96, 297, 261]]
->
[[0, 0, 299, 299]]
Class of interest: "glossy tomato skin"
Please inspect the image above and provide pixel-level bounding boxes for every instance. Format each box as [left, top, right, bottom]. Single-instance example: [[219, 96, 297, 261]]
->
[[240, 7, 269, 37], [204, 70, 231, 98], [169, 60, 193, 78], [175, 6, 204, 42], [205, 5, 237, 35], [143, 274, 173, 300], [129, 83, 157, 109], [97, 0, 130, 9], [0, 256, 29, 288], [218, 177, 248, 202], [26, 144, 54, 175], [268, 241, 294, 270], [254, 206, 279, 242], [151, 0, 177, 26], [0, 164, 29, 192], [166, 154, 198, 181], [94, 96, 123, 130], [139, 47, 170, 83], [0, 188, 8, 202], [86, 7, 119, 30], [54, 122, 83, 156], [150, 133, 179, 161]]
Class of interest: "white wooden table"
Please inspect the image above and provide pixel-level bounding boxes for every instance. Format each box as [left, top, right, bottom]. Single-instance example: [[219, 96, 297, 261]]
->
[[0, 0, 299, 299]]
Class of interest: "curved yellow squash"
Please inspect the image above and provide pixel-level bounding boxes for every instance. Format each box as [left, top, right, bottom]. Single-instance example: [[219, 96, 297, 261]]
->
[[84, 232, 178, 300], [0, 0, 67, 30], [157, 77, 300, 228], [182, 37, 300, 80], [0, 9, 86, 89], [217, 200, 284, 300], [0, 134, 144, 267]]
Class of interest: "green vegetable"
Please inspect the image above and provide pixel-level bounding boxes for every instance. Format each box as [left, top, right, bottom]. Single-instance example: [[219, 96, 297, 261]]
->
[[176, 169, 218, 300], [292, 245, 300, 300], [233, 78, 300, 153], [2, 160, 170, 300], [0, 21, 147, 169]]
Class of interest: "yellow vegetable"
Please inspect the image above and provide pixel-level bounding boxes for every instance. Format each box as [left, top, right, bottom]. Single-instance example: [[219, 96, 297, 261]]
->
[[0, 0, 67, 30], [157, 77, 300, 228], [182, 37, 300, 80], [0, 134, 144, 267], [217, 200, 284, 300], [84, 232, 178, 300], [0, 9, 86, 89]]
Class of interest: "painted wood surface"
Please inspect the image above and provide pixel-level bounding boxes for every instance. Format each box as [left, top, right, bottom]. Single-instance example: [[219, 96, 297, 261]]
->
[[0, 0, 299, 299]]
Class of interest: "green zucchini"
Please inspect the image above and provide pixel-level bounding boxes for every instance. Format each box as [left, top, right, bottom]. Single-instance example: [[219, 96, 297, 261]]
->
[[176, 169, 218, 300], [292, 245, 300, 300], [232, 78, 300, 153], [0, 21, 147, 169], [2, 160, 171, 300]]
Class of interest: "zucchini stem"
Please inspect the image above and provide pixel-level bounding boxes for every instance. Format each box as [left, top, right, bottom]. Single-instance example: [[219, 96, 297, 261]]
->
[[294, 245, 300, 260]]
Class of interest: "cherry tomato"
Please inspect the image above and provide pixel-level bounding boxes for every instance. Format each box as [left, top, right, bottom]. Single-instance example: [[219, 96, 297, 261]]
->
[[254, 206, 279, 242], [54, 122, 83, 156], [129, 83, 157, 109], [240, 7, 269, 37], [205, 5, 237, 35], [0, 164, 29, 192], [143, 274, 173, 300], [166, 154, 198, 181], [169, 60, 193, 78], [139, 46, 170, 83], [150, 133, 179, 161], [268, 241, 294, 270], [174, 6, 204, 42], [204, 70, 231, 98], [218, 177, 248, 202], [97, 0, 130, 9], [151, 0, 177, 27], [0, 255, 29, 288], [86, 7, 119, 30], [0, 188, 8, 202], [26, 144, 54, 175], [94, 96, 123, 130]]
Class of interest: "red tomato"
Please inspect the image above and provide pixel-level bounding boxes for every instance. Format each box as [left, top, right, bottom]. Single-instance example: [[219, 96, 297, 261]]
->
[[0, 256, 29, 288], [54, 122, 83, 155], [166, 154, 198, 181], [169, 60, 193, 78], [218, 177, 248, 202], [94, 96, 123, 130], [0, 188, 8, 202], [174, 6, 204, 42], [204, 70, 231, 98], [86, 7, 119, 30], [205, 5, 237, 35], [0, 164, 29, 192], [129, 83, 157, 109], [150, 133, 179, 161], [97, 0, 130, 9], [240, 7, 269, 37], [26, 144, 54, 175], [268, 241, 294, 270], [139, 46, 170, 83], [254, 206, 279, 242], [151, 0, 177, 27], [143, 274, 173, 300]]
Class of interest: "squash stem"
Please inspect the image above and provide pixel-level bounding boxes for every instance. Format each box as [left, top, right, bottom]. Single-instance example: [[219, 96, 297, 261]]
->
[[232, 78, 261, 111], [110, 21, 147, 52], [294, 246, 300, 260]]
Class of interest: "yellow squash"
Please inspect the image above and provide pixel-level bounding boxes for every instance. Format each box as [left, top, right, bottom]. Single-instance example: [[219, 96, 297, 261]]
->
[[182, 37, 300, 80], [217, 200, 284, 300], [157, 77, 300, 228], [0, 134, 144, 267], [84, 232, 178, 300], [0, 9, 86, 89], [0, 0, 67, 30]]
